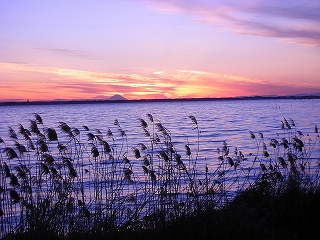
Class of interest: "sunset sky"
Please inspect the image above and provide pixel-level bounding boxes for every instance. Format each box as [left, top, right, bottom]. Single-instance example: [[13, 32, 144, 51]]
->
[[1, 0, 320, 101]]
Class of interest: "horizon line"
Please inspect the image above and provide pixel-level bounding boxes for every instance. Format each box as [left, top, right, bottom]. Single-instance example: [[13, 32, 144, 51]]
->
[[1, 94, 320, 106]]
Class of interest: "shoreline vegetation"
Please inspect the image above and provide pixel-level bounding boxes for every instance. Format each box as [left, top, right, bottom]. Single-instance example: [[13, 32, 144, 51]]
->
[[0, 114, 320, 239], [1, 94, 320, 106]]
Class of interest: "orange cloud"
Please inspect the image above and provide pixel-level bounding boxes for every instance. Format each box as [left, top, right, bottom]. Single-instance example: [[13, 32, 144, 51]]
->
[[1, 62, 319, 102]]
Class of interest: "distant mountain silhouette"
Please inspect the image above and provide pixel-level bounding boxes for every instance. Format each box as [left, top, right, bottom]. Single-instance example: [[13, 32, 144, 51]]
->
[[293, 92, 320, 97], [107, 94, 127, 101], [1, 94, 320, 106]]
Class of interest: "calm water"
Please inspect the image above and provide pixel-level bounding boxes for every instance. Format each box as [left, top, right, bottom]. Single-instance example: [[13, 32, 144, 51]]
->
[[1, 98, 320, 178], [1, 98, 319, 156], [0, 98, 319, 236]]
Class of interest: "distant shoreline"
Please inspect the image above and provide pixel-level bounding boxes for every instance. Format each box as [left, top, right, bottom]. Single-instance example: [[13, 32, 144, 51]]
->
[[1, 95, 320, 106]]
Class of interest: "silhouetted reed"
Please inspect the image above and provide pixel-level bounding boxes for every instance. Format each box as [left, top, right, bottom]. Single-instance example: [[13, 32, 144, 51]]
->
[[0, 114, 319, 239]]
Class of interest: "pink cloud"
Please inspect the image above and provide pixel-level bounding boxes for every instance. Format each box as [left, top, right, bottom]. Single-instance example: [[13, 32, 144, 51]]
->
[[137, 0, 320, 46], [1, 62, 320, 101], [35, 48, 99, 60]]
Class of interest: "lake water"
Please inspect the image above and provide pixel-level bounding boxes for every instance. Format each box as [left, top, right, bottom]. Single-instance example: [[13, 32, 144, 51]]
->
[[1, 98, 319, 159], [1, 98, 320, 187], [0, 98, 319, 236]]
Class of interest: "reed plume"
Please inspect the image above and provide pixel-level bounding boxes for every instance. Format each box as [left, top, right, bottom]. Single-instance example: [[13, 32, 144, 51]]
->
[[0, 114, 319, 239]]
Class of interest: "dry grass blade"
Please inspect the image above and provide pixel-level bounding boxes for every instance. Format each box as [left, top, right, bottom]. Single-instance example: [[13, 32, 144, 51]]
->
[[10, 173, 20, 187], [132, 147, 141, 158], [42, 153, 55, 165], [4, 147, 19, 159], [159, 150, 169, 161], [260, 163, 267, 171], [289, 118, 295, 127], [69, 166, 77, 178], [8, 127, 18, 139], [107, 128, 113, 138], [189, 115, 197, 125], [40, 163, 50, 174], [150, 170, 156, 183], [63, 157, 73, 167], [87, 132, 95, 141], [34, 113, 43, 124], [137, 143, 147, 150], [14, 165, 28, 179], [270, 139, 278, 148], [30, 120, 40, 135], [146, 113, 154, 122], [45, 127, 58, 141], [118, 128, 126, 137], [139, 118, 148, 128], [142, 166, 149, 174], [189, 115, 198, 129], [72, 127, 80, 136], [3, 162, 11, 177], [58, 143, 67, 152], [143, 157, 150, 166], [59, 122, 73, 137], [175, 154, 183, 165], [283, 118, 291, 130], [227, 157, 234, 167], [14, 141, 27, 155], [39, 141, 49, 152], [19, 124, 31, 140], [287, 153, 296, 166], [155, 122, 169, 136], [281, 138, 289, 149], [102, 140, 111, 153], [114, 119, 120, 127], [249, 131, 255, 139], [124, 168, 133, 183], [91, 146, 99, 157], [10, 190, 20, 204], [293, 137, 304, 151], [185, 145, 191, 156], [142, 128, 150, 137], [50, 167, 58, 175], [278, 157, 287, 168]]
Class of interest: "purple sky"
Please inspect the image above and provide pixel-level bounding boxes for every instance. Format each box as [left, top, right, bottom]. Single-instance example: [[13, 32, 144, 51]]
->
[[1, 0, 320, 101]]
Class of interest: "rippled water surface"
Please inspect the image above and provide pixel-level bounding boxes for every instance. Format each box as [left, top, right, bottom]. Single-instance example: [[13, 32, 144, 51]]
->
[[0, 98, 319, 236], [1, 99, 319, 156]]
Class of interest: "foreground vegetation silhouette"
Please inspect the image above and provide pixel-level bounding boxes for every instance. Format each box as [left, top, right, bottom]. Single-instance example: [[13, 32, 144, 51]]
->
[[0, 114, 319, 239]]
